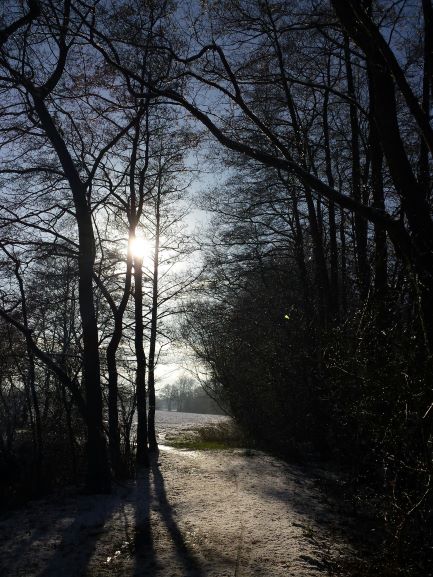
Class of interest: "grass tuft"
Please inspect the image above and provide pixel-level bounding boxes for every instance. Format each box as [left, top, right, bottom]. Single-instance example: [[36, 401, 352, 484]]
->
[[165, 421, 250, 451]]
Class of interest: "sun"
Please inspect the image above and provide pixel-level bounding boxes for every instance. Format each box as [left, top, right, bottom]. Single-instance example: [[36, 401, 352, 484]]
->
[[129, 236, 153, 261]]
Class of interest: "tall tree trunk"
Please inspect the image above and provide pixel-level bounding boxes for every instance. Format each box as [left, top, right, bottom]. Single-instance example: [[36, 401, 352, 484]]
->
[[323, 83, 340, 319], [147, 186, 161, 453], [106, 319, 125, 477], [339, 207, 348, 315], [267, 13, 331, 323], [61, 385, 78, 483], [334, 0, 433, 351], [26, 348, 42, 466], [23, 316, 42, 469], [367, 69, 388, 299], [305, 190, 331, 327], [79, 224, 111, 493], [134, 252, 149, 467], [32, 95, 111, 493], [10, 255, 43, 466], [106, 250, 133, 478], [291, 192, 311, 316], [128, 108, 150, 467], [365, 55, 433, 351], [420, 0, 433, 199], [371, 75, 433, 350], [344, 35, 370, 298]]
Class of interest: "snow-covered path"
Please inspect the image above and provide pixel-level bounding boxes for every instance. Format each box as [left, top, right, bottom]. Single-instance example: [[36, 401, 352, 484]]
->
[[0, 417, 354, 576]]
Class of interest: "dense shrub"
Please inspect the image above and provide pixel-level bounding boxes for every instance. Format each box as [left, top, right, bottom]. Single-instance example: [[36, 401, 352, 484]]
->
[[184, 258, 433, 574]]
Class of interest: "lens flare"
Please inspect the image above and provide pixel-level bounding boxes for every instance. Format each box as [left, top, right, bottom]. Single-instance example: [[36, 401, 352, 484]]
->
[[129, 236, 151, 260]]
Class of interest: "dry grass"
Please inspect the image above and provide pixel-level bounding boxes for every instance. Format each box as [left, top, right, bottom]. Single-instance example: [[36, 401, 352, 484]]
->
[[165, 421, 251, 451]]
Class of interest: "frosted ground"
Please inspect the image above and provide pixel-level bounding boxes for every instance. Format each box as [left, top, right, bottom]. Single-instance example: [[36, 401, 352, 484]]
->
[[0, 411, 356, 576]]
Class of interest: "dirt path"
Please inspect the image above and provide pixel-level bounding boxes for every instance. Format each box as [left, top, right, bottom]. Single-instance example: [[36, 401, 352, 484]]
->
[[0, 443, 354, 577]]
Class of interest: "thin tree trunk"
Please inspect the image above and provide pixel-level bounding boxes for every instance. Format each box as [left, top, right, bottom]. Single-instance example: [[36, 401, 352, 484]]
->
[[27, 349, 42, 466], [334, 0, 433, 351], [134, 253, 149, 467], [266, 12, 331, 323], [305, 190, 331, 327], [339, 207, 348, 315], [105, 249, 133, 478], [4, 249, 43, 467], [291, 194, 311, 315], [106, 321, 124, 477], [344, 35, 370, 298], [420, 0, 433, 199], [322, 81, 340, 319], [147, 183, 161, 452], [366, 54, 433, 351], [62, 385, 78, 483], [367, 67, 388, 299]]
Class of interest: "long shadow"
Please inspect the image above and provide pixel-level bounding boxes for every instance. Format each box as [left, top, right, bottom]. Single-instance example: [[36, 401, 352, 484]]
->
[[133, 456, 205, 577], [0, 504, 60, 572], [152, 458, 205, 577], [232, 455, 346, 526], [35, 492, 120, 577], [133, 468, 157, 576], [229, 455, 362, 570]]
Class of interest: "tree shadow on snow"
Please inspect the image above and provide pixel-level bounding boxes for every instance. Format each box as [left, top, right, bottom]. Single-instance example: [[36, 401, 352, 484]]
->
[[133, 456, 204, 577], [133, 470, 157, 575], [35, 492, 120, 577]]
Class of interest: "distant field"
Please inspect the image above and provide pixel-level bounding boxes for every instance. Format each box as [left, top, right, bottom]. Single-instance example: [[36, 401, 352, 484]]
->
[[154, 410, 230, 444], [155, 410, 228, 426]]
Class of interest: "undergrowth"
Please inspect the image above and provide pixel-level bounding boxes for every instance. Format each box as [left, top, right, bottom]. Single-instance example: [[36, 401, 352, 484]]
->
[[165, 421, 252, 451]]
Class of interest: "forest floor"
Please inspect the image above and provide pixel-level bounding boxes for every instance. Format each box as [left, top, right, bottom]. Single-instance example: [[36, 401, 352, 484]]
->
[[0, 413, 360, 577]]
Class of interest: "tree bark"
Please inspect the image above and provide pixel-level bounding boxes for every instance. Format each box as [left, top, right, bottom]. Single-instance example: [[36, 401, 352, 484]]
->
[[147, 184, 161, 453], [134, 253, 149, 467], [32, 95, 111, 493], [322, 83, 340, 319], [367, 70, 387, 299], [105, 249, 133, 478], [420, 0, 433, 199], [334, 0, 433, 351], [344, 35, 370, 298]]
